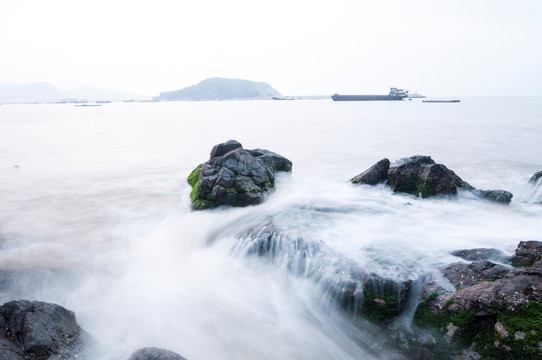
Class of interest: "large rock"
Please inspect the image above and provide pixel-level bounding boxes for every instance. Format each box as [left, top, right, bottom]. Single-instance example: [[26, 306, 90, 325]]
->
[[187, 140, 292, 210], [128, 347, 187, 360], [511, 240, 542, 266], [387, 155, 466, 197], [351, 155, 515, 203], [0, 300, 92, 359], [412, 241, 542, 359], [351, 158, 390, 185]]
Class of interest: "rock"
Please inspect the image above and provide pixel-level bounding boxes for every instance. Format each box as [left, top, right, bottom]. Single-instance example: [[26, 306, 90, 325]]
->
[[530, 171, 542, 183], [0, 300, 92, 360], [350, 155, 518, 203], [413, 241, 542, 359], [441, 261, 511, 289], [387, 155, 466, 198], [474, 189, 513, 204], [128, 347, 187, 360], [209, 139, 242, 158], [417, 163, 465, 197], [451, 248, 510, 262], [351, 158, 390, 185], [187, 140, 292, 210], [387, 155, 435, 195], [448, 271, 542, 314], [511, 240, 542, 267], [247, 149, 293, 173], [494, 321, 509, 338], [444, 323, 460, 343]]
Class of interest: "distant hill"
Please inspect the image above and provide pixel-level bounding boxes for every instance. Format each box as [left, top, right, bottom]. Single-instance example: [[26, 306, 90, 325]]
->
[[154, 77, 281, 101], [0, 82, 65, 104], [0, 82, 149, 104]]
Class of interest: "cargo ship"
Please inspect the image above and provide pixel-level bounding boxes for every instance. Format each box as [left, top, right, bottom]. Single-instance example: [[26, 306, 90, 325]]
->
[[331, 87, 408, 101]]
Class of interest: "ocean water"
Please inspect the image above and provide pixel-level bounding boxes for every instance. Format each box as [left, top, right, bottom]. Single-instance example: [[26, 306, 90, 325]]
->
[[0, 98, 541, 359]]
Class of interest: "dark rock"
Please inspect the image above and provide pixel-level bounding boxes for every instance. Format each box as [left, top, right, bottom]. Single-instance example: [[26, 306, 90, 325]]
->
[[187, 140, 292, 210], [351, 158, 390, 185], [209, 139, 242, 158], [388, 155, 435, 195], [387, 155, 466, 198], [511, 240, 542, 267], [530, 171, 542, 183], [128, 347, 187, 360], [413, 242, 542, 359], [350, 155, 518, 204], [417, 163, 464, 197], [441, 261, 511, 289], [449, 270, 542, 314], [0, 300, 93, 360], [451, 248, 510, 262], [247, 149, 293, 173], [474, 189, 513, 204]]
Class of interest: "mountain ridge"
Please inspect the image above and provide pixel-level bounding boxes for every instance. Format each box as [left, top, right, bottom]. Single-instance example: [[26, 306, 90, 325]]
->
[[0, 82, 149, 104]]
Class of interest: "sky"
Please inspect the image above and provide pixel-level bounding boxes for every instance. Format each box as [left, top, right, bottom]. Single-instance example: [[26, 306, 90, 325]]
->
[[1, 0, 541, 97]]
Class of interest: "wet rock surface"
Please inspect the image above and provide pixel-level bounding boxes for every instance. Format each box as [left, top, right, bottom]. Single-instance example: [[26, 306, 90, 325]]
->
[[0, 300, 93, 360], [128, 347, 187, 360], [474, 189, 514, 204], [187, 140, 292, 210], [441, 261, 511, 289], [351, 158, 390, 185], [511, 240, 542, 266], [351, 155, 514, 203], [411, 241, 542, 359], [388, 155, 466, 197], [451, 247, 510, 262]]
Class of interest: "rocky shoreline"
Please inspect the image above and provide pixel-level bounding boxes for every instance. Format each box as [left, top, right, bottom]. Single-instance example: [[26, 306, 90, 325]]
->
[[2, 142, 541, 359]]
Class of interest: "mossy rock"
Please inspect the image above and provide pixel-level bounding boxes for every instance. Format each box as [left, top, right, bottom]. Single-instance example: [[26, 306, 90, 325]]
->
[[186, 140, 291, 210], [413, 293, 542, 359], [476, 301, 542, 359]]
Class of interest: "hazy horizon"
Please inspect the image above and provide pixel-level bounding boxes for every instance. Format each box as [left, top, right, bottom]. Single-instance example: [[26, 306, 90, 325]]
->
[[2, 0, 542, 97]]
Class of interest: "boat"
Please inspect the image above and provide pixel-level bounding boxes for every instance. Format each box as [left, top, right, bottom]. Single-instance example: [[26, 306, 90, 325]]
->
[[422, 99, 460, 103], [331, 88, 408, 101]]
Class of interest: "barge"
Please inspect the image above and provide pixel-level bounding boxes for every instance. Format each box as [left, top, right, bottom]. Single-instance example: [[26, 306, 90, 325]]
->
[[332, 87, 408, 101]]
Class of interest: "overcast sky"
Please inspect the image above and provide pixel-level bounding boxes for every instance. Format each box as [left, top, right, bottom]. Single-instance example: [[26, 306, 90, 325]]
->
[[1, 0, 541, 97]]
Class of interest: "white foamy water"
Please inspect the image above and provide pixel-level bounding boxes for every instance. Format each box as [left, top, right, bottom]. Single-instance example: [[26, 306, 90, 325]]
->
[[1, 98, 541, 359]]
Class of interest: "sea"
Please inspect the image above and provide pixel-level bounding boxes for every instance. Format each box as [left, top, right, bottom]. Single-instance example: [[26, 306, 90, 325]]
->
[[0, 98, 541, 359]]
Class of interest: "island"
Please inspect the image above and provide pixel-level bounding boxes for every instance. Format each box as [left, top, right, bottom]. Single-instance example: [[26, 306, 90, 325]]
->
[[153, 77, 281, 101]]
